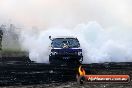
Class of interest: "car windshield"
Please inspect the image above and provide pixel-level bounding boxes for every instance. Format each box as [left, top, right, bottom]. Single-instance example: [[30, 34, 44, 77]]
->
[[51, 38, 80, 48]]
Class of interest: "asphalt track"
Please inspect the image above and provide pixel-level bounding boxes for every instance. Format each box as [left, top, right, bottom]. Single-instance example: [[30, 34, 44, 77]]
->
[[0, 57, 132, 87]]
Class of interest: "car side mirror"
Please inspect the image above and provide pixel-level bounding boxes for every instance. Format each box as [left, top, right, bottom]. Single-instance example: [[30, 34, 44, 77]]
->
[[49, 36, 52, 40]]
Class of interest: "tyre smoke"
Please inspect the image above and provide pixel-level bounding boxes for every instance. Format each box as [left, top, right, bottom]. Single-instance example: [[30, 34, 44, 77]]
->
[[0, 0, 132, 63], [19, 21, 132, 63]]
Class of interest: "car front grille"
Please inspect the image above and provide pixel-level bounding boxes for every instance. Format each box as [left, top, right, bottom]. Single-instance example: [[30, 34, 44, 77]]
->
[[58, 51, 77, 56]]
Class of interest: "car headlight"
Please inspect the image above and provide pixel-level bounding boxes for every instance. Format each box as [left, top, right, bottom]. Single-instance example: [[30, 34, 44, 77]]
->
[[78, 52, 82, 55], [51, 52, 58, 55], [79, 57, 83, 62]]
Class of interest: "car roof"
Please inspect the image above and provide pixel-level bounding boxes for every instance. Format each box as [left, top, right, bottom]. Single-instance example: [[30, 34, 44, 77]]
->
[[52, 36, 77, 39]]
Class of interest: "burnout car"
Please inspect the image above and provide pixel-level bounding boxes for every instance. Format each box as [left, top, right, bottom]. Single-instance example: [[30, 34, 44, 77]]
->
[[49, 36, 83, 65]]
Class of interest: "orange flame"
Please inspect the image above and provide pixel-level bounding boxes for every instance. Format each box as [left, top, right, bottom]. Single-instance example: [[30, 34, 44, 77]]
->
[[78, 65, 86, 76]]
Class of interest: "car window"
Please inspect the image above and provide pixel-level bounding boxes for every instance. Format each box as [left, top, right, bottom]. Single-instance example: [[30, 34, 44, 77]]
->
[[51, 38, 80, 48]]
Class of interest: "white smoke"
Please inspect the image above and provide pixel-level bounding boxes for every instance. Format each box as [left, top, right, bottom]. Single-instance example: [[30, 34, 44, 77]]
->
[[19, 21, 132, 63], [75, 22, 132, 63], [19, 28, 75, 63]]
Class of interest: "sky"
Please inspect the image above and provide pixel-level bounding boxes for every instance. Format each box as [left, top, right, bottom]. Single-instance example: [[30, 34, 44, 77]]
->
[[0, 0, 132, 29]]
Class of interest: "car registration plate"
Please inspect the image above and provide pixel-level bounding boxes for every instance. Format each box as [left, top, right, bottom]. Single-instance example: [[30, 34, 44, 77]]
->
[[63, 57, 69, 59]]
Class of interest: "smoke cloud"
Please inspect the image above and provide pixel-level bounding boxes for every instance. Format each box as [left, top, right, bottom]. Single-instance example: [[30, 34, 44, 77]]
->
[[19, 22, 132, 63], [0, 0, 132, 28], [0, 0, 132, 63], [19, 28, 75, 63]]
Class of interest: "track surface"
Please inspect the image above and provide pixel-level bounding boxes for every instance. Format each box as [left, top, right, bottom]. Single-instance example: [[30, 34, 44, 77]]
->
[[0, 62, 78, 86], [0, 60, 132, 87]]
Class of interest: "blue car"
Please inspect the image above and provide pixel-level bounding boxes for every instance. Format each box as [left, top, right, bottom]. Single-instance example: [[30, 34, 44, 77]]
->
[[49, 36, 83, 65]]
